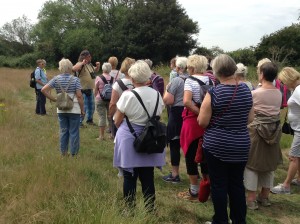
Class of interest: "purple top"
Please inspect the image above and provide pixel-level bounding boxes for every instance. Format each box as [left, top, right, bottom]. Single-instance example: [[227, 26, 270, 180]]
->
[[113, 121, 166, 173]]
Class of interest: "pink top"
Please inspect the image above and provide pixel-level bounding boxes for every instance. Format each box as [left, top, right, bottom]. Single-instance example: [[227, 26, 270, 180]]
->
[[252, 87, 281, 116], [95, 73, 113, 101]]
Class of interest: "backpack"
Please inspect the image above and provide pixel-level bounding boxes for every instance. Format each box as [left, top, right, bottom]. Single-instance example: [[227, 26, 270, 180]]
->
[[56, 76, 75, 110], [99, 75, 114, 101], [150, 72, 164, 96], [125, 90, 166, 154], [188, 76, 214, 106], [275, 79, 291, 108], [29, 69, 41, 89]]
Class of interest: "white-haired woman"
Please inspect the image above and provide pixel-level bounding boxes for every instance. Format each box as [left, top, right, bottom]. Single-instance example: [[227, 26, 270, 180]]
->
[[41, 58, 84, 156], [271, 67, 300, 194], [95, 62, 113, 140], [235, 63, 254, 90], [113, 60, 165, 211], [162, 56, 188, 183]]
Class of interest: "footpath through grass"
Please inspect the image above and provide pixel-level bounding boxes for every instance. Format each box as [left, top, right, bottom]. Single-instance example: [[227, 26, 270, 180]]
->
[[0, 67, 299, 224]]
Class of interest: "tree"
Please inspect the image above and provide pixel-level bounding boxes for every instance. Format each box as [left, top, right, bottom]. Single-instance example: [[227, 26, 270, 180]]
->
[[192, 46, 213, 58], [255, 23, 300, 66], [228, 47, 256, 66], [0, 15, 33, 45], [29, 0, 198, 64]]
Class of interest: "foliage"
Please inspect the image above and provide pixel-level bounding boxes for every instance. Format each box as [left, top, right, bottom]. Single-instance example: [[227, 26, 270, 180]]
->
[[228, 47, 257, 66], [255, 23, 300, 66], [193, 46, 213, 58]]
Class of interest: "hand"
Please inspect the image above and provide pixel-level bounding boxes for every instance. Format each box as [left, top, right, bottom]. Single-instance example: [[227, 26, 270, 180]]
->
[[81, 111, 85, 117]]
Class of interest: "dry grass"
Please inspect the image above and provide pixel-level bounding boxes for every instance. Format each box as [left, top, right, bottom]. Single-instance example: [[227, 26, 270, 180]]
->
[[0, 67, 299, 224]]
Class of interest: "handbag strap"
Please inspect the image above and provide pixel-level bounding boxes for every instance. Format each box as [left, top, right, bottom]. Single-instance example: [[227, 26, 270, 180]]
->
[[209, 82, 238, 126], [57, 75, 73, 93], [131, 90, 159, 119], [125, 90, 160, 138]]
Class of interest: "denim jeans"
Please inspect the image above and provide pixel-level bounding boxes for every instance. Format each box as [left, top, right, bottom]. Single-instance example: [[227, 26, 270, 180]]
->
[[205, 151, 247, 224], [58, 113, 80, 155], [81, 91, 95, 123], [123, 167, 155, 211], [35, 89, 46, 115]]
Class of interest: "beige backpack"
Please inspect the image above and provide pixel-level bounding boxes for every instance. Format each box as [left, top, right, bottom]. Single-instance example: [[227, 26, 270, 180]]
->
[[56, 76, 75, 110]]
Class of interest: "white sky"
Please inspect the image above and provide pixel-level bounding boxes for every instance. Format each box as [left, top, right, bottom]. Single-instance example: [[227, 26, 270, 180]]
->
[[0, 0, 299, 51]]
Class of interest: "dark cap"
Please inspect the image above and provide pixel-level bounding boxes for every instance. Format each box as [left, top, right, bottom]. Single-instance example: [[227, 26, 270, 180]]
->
[[80, 50, 90, 56]]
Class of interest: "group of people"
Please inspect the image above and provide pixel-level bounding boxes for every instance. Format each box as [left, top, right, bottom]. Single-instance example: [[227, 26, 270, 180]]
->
[[33, 50, 300, 224]]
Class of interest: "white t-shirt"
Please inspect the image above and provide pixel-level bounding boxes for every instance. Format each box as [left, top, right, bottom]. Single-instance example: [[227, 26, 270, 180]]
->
[[288, 85, 300, 131], [116, 86, 165, 126], [112, 78, 134, 96]]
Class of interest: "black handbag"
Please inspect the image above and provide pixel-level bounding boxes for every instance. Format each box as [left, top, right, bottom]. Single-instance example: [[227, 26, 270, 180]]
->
[[125, 90, 166, 154], [282, 110, 294, 135]]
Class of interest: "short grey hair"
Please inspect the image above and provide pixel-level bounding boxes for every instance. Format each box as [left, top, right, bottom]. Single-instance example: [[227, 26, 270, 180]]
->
[[176, 57, 187, 70], [58, 58, 73, 74], [212, 54, 237, 78], [187, 54, 208, 74], [235, 63, 248, 77], [128, 60, 152, 84], [102, 62, 112, 73], [144, 59, 153, 68]]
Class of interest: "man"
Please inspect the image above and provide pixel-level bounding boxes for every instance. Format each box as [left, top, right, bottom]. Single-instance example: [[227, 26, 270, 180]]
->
[[35, 59, 48, 115], [73, 50, 100, 126]]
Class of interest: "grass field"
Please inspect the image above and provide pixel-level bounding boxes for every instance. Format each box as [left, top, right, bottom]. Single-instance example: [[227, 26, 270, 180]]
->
[[0, 67, 299, 224]]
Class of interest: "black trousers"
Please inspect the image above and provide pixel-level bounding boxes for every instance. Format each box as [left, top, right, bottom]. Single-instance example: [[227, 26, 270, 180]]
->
[[35, 89, 46, 115], [123, 167, 155, 211]]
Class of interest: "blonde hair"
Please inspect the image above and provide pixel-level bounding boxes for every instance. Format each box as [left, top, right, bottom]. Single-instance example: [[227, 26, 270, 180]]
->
[[257, 58, 271, 69], [58, 58, 73, 74], [120, 57, 135, 74], [108, 56, 118, 69], [278, 67, 300, 86], [187, 54, 208, 74]]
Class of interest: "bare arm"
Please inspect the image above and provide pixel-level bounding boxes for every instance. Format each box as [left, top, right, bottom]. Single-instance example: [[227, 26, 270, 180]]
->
[[197, 93, 212, 128], [109, 89, 120, 118], [41, 84, 56, 101], [183, 90, 199, 115], [163, 91, 174, 105], [114, 109, 125, 128], [72, 61, 85, 72], [76, 89, 85, 116]]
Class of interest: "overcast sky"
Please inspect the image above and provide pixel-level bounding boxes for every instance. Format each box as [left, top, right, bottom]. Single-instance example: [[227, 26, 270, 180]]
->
[[1, 0, 299, 51]]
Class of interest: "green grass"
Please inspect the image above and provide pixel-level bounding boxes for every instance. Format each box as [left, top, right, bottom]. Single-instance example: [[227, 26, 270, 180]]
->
[[0, 67, 299, 224]]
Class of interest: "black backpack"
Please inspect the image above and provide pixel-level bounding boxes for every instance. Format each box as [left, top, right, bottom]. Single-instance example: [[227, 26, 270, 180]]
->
[[125, 90, 166, 154], [29, 69, 41, 89], [188, 76, 213, 106]]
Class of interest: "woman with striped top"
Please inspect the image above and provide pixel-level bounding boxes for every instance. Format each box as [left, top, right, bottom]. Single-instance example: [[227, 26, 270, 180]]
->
[[42, 58, 84, 156], [198, 54, 254, 224]]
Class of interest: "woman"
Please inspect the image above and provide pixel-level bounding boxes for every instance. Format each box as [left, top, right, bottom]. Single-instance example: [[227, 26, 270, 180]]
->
[[94, 63, 113, 140], [169, 57, 178, 82], [178, 54, 213, 201], [271, 67, 300, 194], [41, 58, 84, 156], [108, 56, 124, 80], [162, 56, 188, 183], [244, 62, 282, 210], [109, 57, 135, 138], [113, 60, 165, 211], [198, 54, 253, 224]]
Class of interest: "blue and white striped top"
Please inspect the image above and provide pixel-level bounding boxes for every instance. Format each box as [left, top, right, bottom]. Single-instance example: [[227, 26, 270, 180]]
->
[[48, 74, 81, 94], [203, 83, 253, 162]]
